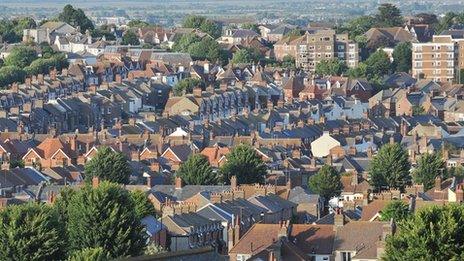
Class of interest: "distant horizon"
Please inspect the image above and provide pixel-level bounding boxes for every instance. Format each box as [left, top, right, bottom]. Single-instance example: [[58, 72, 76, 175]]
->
[[1, 0, 463, 25]]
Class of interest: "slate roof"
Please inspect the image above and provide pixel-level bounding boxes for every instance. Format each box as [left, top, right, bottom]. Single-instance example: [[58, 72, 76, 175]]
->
[[150, 185, 230, 202]]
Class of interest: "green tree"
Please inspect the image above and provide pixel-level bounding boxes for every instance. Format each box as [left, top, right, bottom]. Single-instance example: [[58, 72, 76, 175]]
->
[[220, 144, 267, 185], [173, 78, 205, 96], [67, 247, 109, 261], [0, 66, 26, 88], [122, 30, 140, 45], [66, 182, 146, 258], [172, 33, 223, 62], [177, 154, 217, 185], [392, 42, 412, 73], [230, 48, 258, 64], [380, 200, 410, 222], [369, 143, 411, 191], [0, 202, 65, 260], [144, 242, 167, 255], [0, 18, 37, 43], [84, 146, 131, 184], [413, 153, 444, 190], [347, 62, 367, 78], [58, 4, 94, 33], [364, 50, 391, 81], [4, 46, 37, 68], [130, 190, 155, 220], [384, 204, 464, 260], [284, 28, 302, 37], [340, 16, 376, 39], [241, 23, 260, 34], [281, 55, 295, 69], [10, 159, 25, 168], [315, 59, 348, 76], [127, 20, 150, 28], [375, 3, 403, 27], [412, 105, 426, 116], [182, 15, 221, 39], [308, 165, 342, 202]]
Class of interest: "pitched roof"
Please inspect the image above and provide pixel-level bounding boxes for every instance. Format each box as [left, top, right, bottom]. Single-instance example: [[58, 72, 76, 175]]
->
[[34, 137, 74, 159], [289, 224, 335, 255]]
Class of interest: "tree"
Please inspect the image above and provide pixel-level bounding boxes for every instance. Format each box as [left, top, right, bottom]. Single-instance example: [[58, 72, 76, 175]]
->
[[315, 59, 348, 76], [413, 153, 444, 190], [281, 55, 295, 69], [122, 30, 140, 45], [173, 78, 205, 96], [67, 247, 109, 261], [4, 46, 37, 68], [347, 62, 367, 78], [364, 50, 391, 81], [144, 242, 167, 255], [412, 105, 426, 116], [284, 28, 302, 37], [375, 3, 403, 27], [0, 66, 26, 88], [66, 182, 146, 258], [369, 143, 411, 191], [340, 16, 376, 39], [0, 18, 37, 43], [130, 190, 155, 220], [392, 42, 412, 73], [0, 202, 65, 260], [384, 204, 464, 260], [231, 48, 263, 64], [380, 200, 410, 222], [182, 15, 221, 39], [84, 146, 131, 184], [172, 33, 223, 62], [58, 4, 94, 33], [241, 23, 260, 34], [177, 154, 217, 185], [220, 144, 267, 184], [308, 165, 342, 202], [127, 20, 150, 28]]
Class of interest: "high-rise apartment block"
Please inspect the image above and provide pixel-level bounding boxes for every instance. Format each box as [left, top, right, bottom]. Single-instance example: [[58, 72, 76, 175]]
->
[[412, 30, 464, 83]]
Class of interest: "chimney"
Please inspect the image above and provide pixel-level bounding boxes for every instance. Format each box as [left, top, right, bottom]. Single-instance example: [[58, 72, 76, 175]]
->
[[25, 77, 31, 87], [326, 154, 332, 166], [115, 74, 122, 83], [37, 74, 44, 85], [457, 185, 464, 203], [389, 136, 395, 144], [210, 192, 222, 204], [367, 146, 373, 158], [310, 158, 316, 169], [92, 176, 100, 188], [334, 207, 345, 229], [146, 174, 154, 187], [50, 68, 57, 80], [231, 175, 237, 190], [228, 225, 235, 252], [434, 176, 442, 192], [203, 62, 210, 74], [234, 215, 241, 244], [70, 134, 77, 152], [1, 162, 10, 171], [175, 176, 182, 189], [11, 83, 19, 93], [47, 191, 57, 204], [62, 68, 68, 76]]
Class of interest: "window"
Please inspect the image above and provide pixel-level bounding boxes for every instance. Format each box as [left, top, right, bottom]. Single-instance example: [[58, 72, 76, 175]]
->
[[342, 252, 352, 261]]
